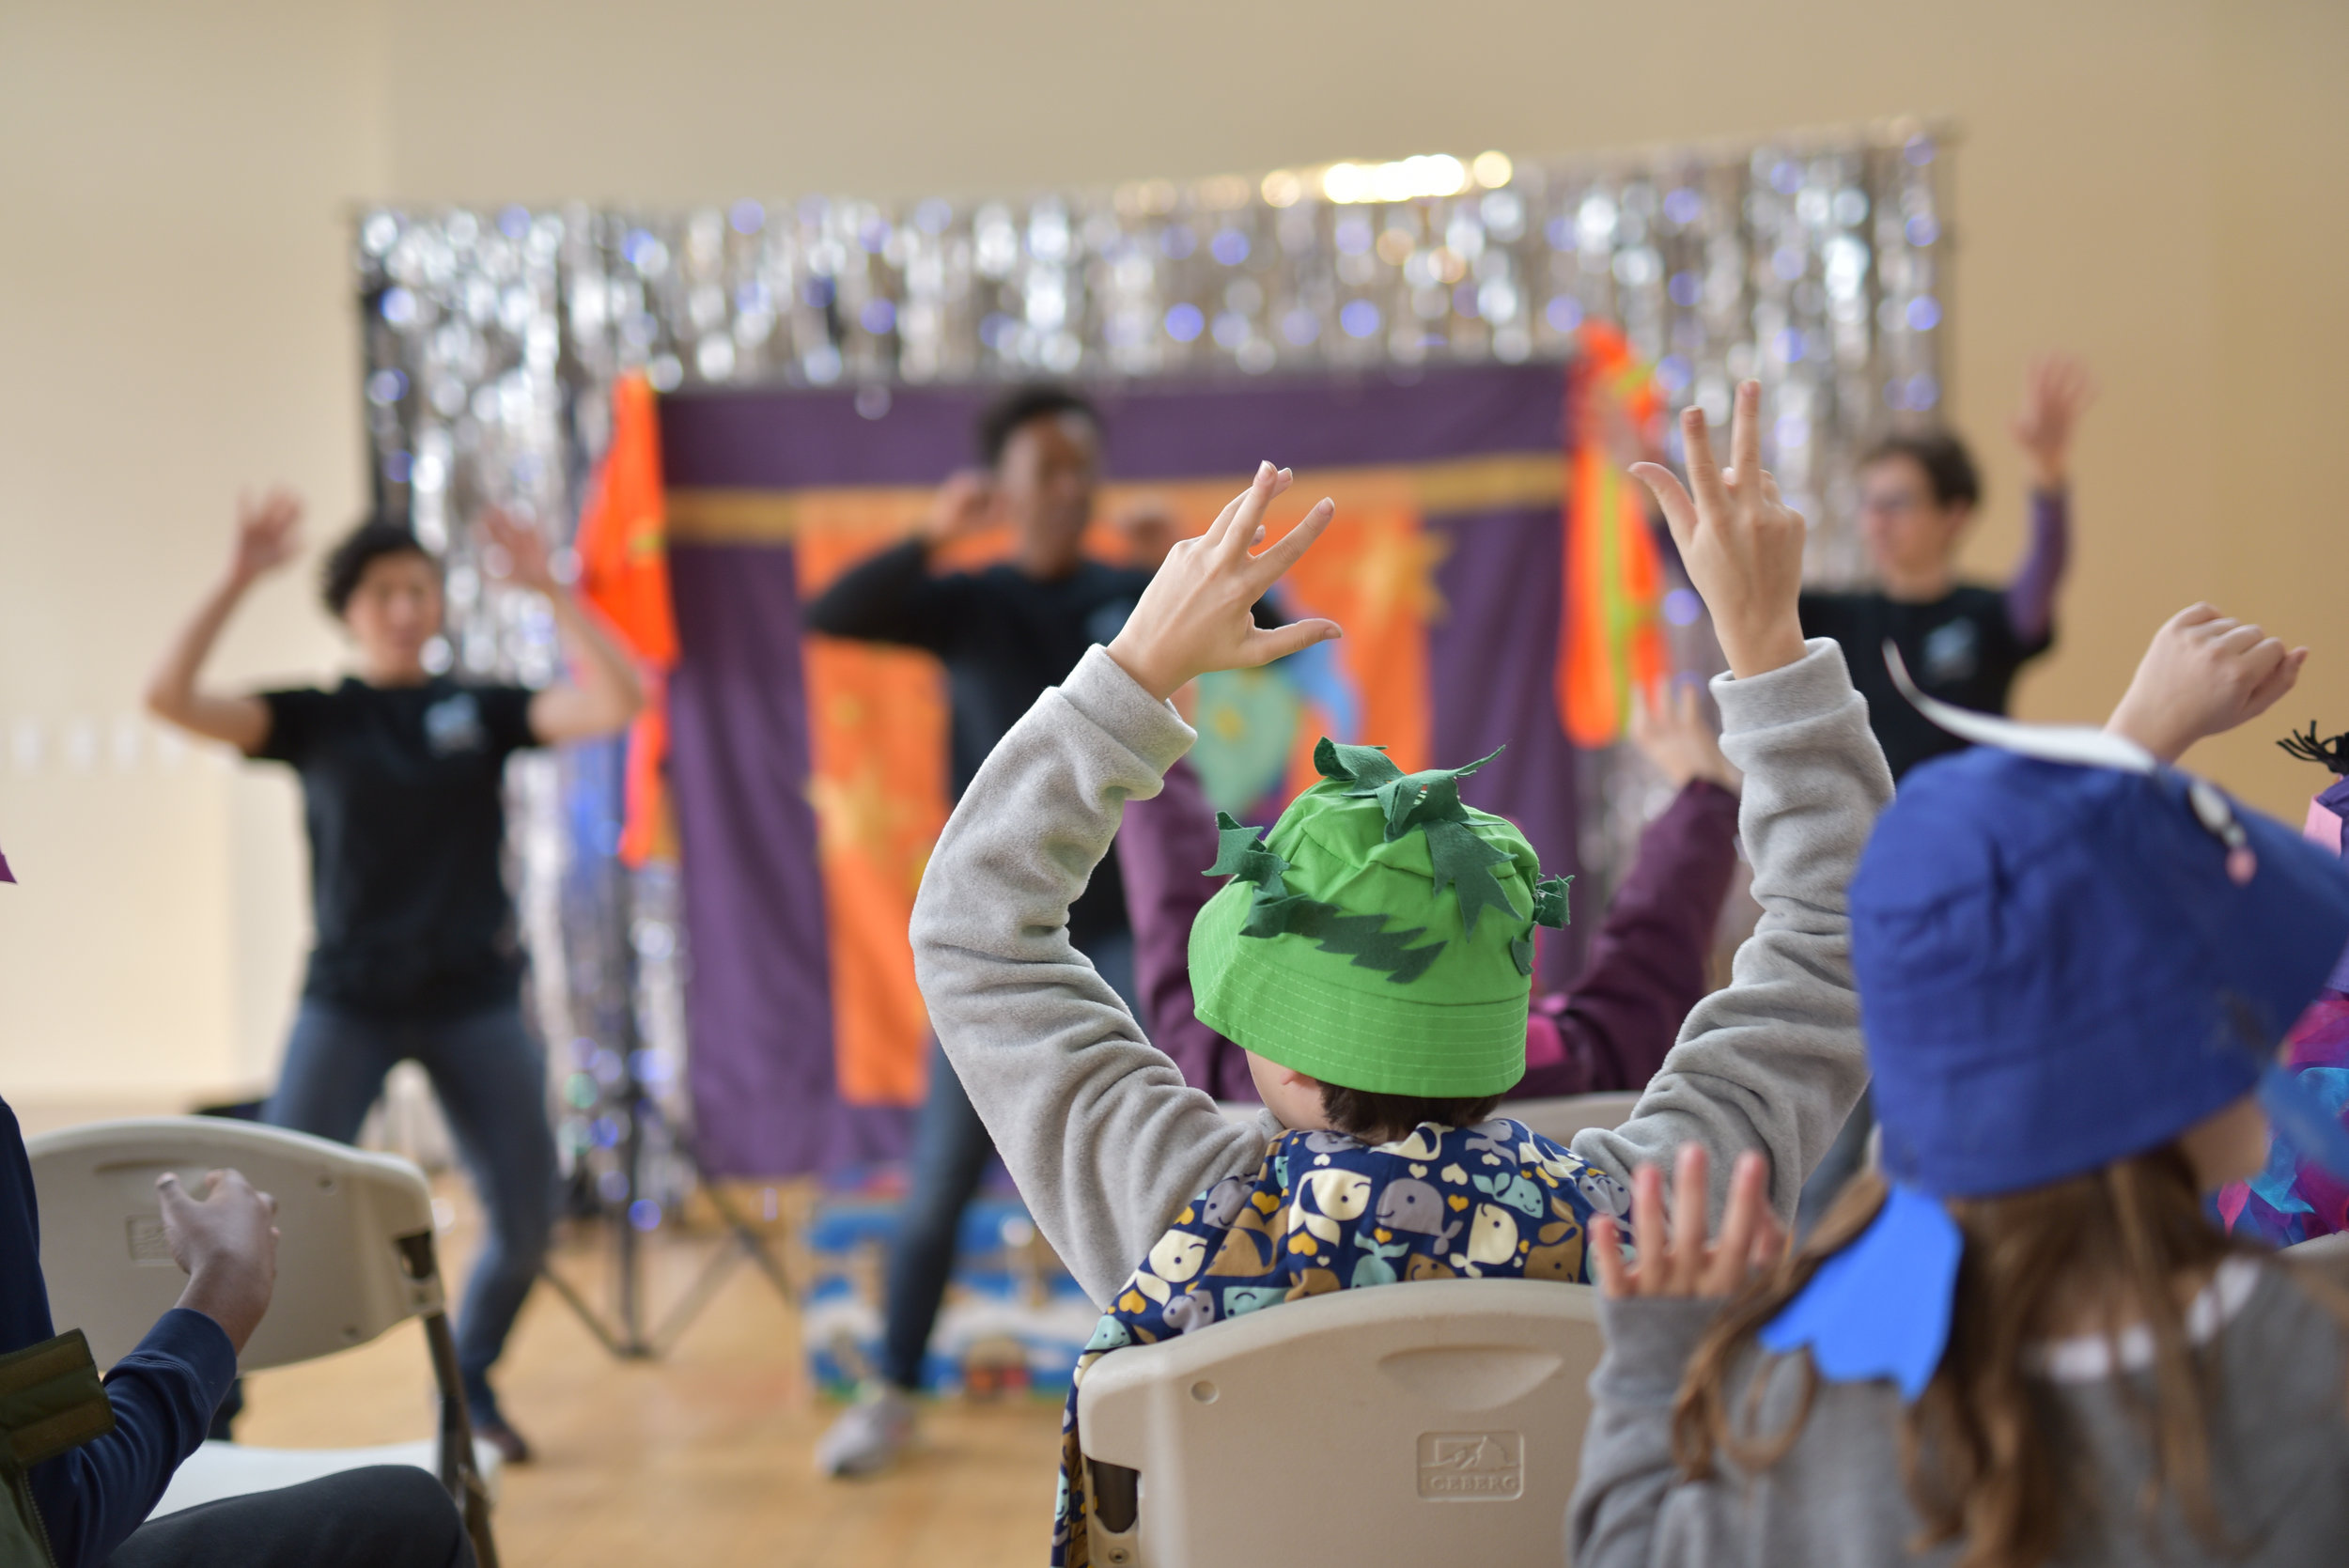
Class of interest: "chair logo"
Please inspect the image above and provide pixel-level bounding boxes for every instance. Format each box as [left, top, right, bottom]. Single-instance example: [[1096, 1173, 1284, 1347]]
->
[[1416, 1430, 1523, 1499]]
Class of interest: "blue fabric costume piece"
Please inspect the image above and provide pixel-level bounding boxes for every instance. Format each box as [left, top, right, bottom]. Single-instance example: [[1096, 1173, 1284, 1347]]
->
[[1767, 675, 2349, 1406], [1759, 1185, 1962, 1402], [1048, 1118, 1625, 1565]]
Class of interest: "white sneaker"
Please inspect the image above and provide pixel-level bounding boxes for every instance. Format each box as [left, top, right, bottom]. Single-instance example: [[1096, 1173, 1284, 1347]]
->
[[816, 1384, 917, 1478]]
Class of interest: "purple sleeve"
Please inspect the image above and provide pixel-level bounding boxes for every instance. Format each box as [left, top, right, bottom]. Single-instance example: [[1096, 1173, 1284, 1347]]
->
[[1115, 756, 1259, 1101], [1510, 780, 1740, 1099], [2004, 488, 2070, 649]]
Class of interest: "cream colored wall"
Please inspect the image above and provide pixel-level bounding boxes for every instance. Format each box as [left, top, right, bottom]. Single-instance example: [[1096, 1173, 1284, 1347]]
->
[[5, 0, 2343, 1099], [0, 2, 384, 1101]]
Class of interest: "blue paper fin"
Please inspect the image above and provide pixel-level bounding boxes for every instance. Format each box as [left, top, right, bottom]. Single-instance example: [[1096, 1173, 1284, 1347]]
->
[[1757, 1185, 1962, 1403], [2257, 1063, 2349, 1181]]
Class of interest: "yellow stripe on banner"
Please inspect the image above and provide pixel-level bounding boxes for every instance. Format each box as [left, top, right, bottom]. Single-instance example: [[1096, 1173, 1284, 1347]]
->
[[665, 451, 1563, 545]]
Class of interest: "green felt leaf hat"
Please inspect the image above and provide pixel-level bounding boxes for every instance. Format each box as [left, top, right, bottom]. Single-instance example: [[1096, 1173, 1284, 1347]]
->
[[1188, 737, 1572, 1097]]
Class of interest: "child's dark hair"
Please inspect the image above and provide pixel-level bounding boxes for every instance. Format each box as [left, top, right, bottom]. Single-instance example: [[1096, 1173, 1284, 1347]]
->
[[321, 517, 434, 616], [1318, 1083, 1504, 1142], [1859, 430, 1982, 510], [974, 383, 1098, 468]]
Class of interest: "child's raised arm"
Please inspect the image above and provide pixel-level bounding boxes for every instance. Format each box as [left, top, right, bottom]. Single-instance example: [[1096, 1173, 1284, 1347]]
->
[[1571, 384, 1895, 1224], [910, 465, 1341, 1306]]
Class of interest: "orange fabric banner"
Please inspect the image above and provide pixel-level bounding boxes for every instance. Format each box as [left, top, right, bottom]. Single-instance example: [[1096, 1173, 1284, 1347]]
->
[[575, 372, 679, 866], [1559, 325, 1669, 748]]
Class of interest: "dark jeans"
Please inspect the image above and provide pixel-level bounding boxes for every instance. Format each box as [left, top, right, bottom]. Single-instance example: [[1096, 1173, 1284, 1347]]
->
[[879, 929, 1136, 1391], [266, 999, 557, 1420], [112, 1467, 474, 1568]]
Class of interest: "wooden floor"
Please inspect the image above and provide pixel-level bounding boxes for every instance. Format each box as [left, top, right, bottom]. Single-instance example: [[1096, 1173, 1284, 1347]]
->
[[232, 1192, 1065, 1568]]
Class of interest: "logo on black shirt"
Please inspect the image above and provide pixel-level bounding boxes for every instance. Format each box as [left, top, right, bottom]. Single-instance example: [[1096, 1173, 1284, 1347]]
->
[[1921, 618, 1981, 685], [424, 692, 488, 756]]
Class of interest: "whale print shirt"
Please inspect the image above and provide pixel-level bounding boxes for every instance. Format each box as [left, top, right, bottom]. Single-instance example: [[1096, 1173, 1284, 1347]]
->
[[1050, 1117, 1627, 1566]]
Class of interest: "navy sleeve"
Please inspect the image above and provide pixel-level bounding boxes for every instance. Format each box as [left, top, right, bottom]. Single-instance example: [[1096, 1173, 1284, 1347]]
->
[[2, 1100, 239, 1568], [801, 538, 973, 653], [251, 687, 334, 765], [476, 685, 539, 757]]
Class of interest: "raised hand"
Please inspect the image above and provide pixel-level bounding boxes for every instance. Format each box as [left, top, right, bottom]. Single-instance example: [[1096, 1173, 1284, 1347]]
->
[[2105, 603, 2307, 765], [1630, 678, 1741, 794], [481, 507, 558, 593], [2009, 353, 2094, 490], [1105, 461, 1341, 702], [228, 489, 303, 585], [1591, 1142, 1781, 1300], [160, 1168, 279, 1353], [1112, 493, 1182, 571], [923, 469, 1000, 546], [1629, 383, 1809, 680]]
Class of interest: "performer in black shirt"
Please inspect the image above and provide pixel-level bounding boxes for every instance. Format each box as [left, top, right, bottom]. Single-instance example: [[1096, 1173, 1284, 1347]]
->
[[806, 386, 1154, 1478], [146, 492, 642, 1462], [1799, 354, 2092, 780]]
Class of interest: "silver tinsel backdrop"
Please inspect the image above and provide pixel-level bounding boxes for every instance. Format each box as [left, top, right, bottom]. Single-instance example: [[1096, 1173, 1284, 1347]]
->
[[351, 121, 1951, 1214]]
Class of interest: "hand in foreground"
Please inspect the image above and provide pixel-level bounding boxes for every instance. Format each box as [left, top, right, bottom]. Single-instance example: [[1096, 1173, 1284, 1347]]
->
[[1629, 383, 1808, 681], [1591, 1143, 1781, 1300], [2105, 603, 2306, 765], [922, 469, 1000, 546], [2009, 352, 2094, 490], [1630, 678, 1741, 795], [482, 507, 560, 593], [228, 489, 303, 586], [160, 1168, 278, 1353], [1105, 461, 1341, 702]]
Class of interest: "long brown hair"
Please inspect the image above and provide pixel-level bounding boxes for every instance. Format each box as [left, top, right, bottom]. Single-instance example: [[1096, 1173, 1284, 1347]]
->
[[1669, 1146, 2270, 1568]]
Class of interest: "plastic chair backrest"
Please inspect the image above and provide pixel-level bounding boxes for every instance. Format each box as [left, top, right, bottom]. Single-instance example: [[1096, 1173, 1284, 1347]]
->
[[1077, 1278, 1602, 1567], [26, 1118, 442, 1373], [2284, 1231, 2349, 1267], [1508, 1093, 1642, 1146]]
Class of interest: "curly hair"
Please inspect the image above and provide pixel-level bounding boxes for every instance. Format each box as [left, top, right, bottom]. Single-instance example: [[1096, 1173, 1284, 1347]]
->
[[320, 517, 435, 616]]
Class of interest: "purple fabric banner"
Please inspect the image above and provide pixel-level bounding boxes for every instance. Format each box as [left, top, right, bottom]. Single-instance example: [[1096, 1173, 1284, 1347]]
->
[[663, 363, 1581, 1175], [667, 546, 911, 1174], [661, 362, 1568, 488], [1429, 505, 1585, 991]]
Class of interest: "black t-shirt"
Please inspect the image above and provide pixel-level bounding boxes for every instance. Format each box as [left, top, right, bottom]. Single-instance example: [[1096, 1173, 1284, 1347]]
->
[[1798, 585, 2053, 781], [256, 678, 539, 1017], [804, 540, 1154, 944]]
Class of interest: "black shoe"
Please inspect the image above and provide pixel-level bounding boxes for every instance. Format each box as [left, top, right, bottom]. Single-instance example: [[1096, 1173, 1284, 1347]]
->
[[472, 1414, 533, 1466]]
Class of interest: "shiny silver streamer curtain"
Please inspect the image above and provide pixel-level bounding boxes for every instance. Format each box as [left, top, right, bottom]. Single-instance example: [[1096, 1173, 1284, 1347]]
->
[[350, 122, 1950, 1208]]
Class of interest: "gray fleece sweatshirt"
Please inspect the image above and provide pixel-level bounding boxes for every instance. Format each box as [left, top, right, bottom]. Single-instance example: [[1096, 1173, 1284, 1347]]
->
[[910, 637, 1891, 1309], [1571, 1259, 2349, 1565]]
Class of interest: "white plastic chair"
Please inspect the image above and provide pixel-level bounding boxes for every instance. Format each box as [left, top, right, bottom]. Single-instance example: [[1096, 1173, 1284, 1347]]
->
[[1507, 1092, 1643, 1145], [2284, 1231, 2349, 1268], [25, 1117, 500, 1566], [1076, 1277, 1603, 1567]]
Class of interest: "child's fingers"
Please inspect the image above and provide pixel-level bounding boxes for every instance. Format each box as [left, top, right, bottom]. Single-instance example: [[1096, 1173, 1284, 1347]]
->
[[1252, 497, 1335, 580], [1242, 618, 1344, 665], [1673, 679, 1703, 731], [1627, 1163, 1668, 1295], [1670, 1142, 1710, 1292], [2246, 645, 2308, 713], [1701, 1151, 1770, 1296], [2210, 622, 2266, 657], [1749, 1208, 1786, 1273], [1629, 463, 1699, 555], [1590, 1215, 1626, 1297], [1680, 408, 1732, 523], [1727, 381, 1762, 497], [1200, 468, 1266, 550], [1219, 465, 1287, 562], [2164, 603, 2222, 636]]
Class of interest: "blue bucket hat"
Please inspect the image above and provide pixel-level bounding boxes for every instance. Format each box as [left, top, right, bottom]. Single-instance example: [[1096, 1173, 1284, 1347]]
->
[[1760, 651, 2349, 1398]]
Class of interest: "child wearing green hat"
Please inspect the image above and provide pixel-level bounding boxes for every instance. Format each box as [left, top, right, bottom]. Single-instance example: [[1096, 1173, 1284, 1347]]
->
[[909, 384, 1885, 1549]]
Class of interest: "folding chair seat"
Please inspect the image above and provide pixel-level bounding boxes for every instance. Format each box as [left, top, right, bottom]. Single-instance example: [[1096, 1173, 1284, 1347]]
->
[[1077, 1277, 1602, 1567], [1505, 1092, 1643, 1146], [26, 1117, 501, 1565]]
